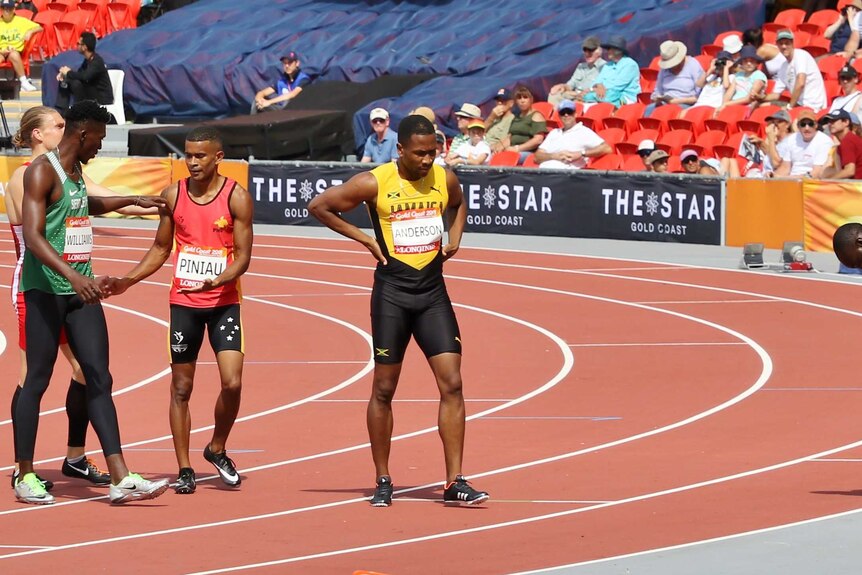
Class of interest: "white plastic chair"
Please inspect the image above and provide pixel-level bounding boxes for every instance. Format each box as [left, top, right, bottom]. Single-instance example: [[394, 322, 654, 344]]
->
[[104, 69, 125, 124]]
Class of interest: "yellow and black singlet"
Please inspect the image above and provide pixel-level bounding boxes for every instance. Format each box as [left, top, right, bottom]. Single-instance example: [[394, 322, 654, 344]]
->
[[368, 162, 448, 290]]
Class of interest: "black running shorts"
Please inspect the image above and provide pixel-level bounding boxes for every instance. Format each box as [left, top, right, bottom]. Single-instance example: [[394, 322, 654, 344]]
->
[[370, 280, 461, 364], [169, 303, 244, 364]]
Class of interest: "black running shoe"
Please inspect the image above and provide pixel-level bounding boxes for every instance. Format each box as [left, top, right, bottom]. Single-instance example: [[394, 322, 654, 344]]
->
[[203, 444, 241, 486], [61, 457, 111, 485], [370, 476, 393, 507], [11, 469, 54, 492], [174, 467, 196, 494], [443, 475, 489, 505]]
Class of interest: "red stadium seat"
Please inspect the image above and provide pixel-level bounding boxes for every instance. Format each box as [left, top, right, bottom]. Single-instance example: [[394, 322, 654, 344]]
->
[[602, 102, 645, 134], [704, 105, 748, 134], [694, 54, 712, 72], [800, 9, 840, 36], [79, 0, 110, 37], [522, 153, 539, 168], [667, 155, 684, 173], [586, 152, 621, 171], [32, 11, 59, 59], [106, 2, 133, 33], [619, 128, 660, 156], [701, 44, 722, 58], [532, 101, 562, 129], [576, 102, 615, 132], [656, 129, 694, 155], [668, 105, 715, 136], [622, 154, 647, 172], [638, 103, 682, 134], [818, 54, 849, 80], [692, 130, 727, 157], [648, 55, 661, 71], [763, 8, 806, 33], [802, 36, 831, 59], [597, 127, 626, 147], [489, 150, 520, 166], [714, 30, 742, 46], [713, 132, 746, 159], [15, 8, 33, 19]]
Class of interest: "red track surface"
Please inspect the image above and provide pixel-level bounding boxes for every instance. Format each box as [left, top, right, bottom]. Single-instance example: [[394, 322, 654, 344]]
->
[[1, 226, 861, 574]]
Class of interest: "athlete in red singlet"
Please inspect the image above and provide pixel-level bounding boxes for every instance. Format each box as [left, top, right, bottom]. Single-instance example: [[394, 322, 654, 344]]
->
[[103, 127, 253, 494]]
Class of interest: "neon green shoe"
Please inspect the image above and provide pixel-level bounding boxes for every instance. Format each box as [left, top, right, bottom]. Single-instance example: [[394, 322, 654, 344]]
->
[[14, 472, 55, 505]]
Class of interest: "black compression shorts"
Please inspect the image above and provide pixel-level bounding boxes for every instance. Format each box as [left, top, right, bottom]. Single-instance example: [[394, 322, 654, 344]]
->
[[370, 280, 461, 364], [169, 303, 244, 364]]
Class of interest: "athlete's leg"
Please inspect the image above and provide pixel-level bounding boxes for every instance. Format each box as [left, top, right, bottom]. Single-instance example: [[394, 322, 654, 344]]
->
[[169, 362, 196, 470], [61, 344, 88, 460], [210, 350, 243, 453], [63, 298, 130, 482], [368, 362, 403, 479], [428, 353, 465, 482]]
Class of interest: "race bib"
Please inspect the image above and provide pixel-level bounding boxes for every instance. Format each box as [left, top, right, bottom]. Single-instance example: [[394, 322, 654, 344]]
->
[[175, 245, 227, 289], [63, 217, 92, 263], [390, 208, 444, 255]]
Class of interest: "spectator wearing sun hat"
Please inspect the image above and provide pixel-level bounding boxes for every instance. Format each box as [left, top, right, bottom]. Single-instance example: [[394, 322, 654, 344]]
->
[[829, 65, 862, 116], [647, 40, 703, 115], [724, 45, 767, 107], [646, 149, 670, 172], [822, 108, 862, 179], [360, 107, 399, 163], [679, 149, 701, 174], [447, 120, 491, 166], [486, 87, 516, 153], [775, 108, 833, 178], [448, 103, 483, 158], [758, 30, 827, 111], [582, 35, 640, 108], [534, 100, 611, 170], [548, 36, 606, 106], [637, 139, 656, 169], [722, 34, 743, 58]]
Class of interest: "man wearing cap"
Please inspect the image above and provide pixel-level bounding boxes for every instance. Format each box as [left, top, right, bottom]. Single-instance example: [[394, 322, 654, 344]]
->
[[251, 52, 310, 114], [582, 35, 640, 108], [646, 149, 670, 173], [759, 30, 827, 111], [823, 108, 862, 179], [534, 100, 611, 170], [680, 149, 701, 174], [447, 103, 482, 160], [447, 120, 490, 166], [647, 40, 703, 115], [829, 65, 862, 116], [0, 0, 40, 92], [485, 88, 515, 153], [360, 108, 398, 163], [775, 109, 833, 178], [548, 36, 605, 106]]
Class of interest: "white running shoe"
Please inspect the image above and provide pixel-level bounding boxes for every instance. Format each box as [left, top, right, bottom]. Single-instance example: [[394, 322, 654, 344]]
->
[[19, 78, 37, 92], [14, 472, 54, 505], [109, 473, 169, 504]]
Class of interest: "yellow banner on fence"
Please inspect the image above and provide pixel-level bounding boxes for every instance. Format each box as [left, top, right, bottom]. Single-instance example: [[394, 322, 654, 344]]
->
[[802, 179, 862, 252]]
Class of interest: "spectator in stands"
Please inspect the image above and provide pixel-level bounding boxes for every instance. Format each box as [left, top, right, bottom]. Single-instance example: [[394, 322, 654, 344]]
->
[[743, 28, 785, 79], [841, 0, 862, 59], [756, 30, 827, 111], [686, 50, 733, 114], [826, 1, 854, 56], [360, 107, 398, 163], [723, 45, 766, 108], [638, 139, 655, 169], [447, 103, 482, 160], [486, 88, 515, 154], [409, 106, 437, 128], [722, 34, 743, 59], [647, 40, 703, 115], [829, 64, 862, 115], [433, 130, 447, 166], [446, 120, 491, 166], [501, 84, 547, 162], [646, 149, 669, 172], [55, 33, 113, 111], [534, 100, 611, 170], [822, 108, 862, 178], [582, 35, 640, 108], [548, 36, 605, 106], [744, 109, 795, 177], [775, 109, 833, 178], [699, 158, 722, 176], [680, 149, 701, 174], [251, 51, 310, 114], [0, 0, 40, 92]]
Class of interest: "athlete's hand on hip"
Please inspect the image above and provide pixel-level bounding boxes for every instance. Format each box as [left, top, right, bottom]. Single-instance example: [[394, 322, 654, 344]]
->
[[442, 243, 459, 261], [72, 274, 104, 304], [363, 237, 387, 265], [178, 278, 218, 293]]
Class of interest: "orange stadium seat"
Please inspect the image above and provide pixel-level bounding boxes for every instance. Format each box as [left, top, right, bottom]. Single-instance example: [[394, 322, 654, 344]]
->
[[489, 150, 520, 166], [618, 128, 659, 156], [667, 155, 684, 173], [798, 9, 839, 36], [763, 8, 806, 33], [30, 0, 48, 10], [586, 152, 621, 170], [853, 58, 862, 77], [522, 153, 539, 167], [597, 127, 626, 147], [602, 102, 645, 134], [638, 103, 682, 133], [704, 105, 748, 134], [648, 55, 661, 70], [15, 8, 33, 19], [762, 29, 777, 44], [637, 91, 653, 104], [691, 129, 727, 157], [701, 44, 722, 57], [819, 54, 849, 80], [577, 102, 615, 132], [789, 106, 816, 122], [79, 0, 110, 37], [802, 35, 831, 58], [32, 11, 59, 59], [668, 105, 715, 136], [532, 101, 561, 130], [712, 132, 746, 159], [694, 54, 712, 72], [44, 1, 71, 15], [106, 2, 133, 33], [746, 104, 782, 125], [622, 154, 646, 172], [656, 129, 693, 155]]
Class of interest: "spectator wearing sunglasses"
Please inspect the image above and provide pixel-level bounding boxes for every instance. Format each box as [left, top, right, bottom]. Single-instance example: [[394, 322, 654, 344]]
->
[[534, 99, 611, 169], [637, 139, 656, 170], [775, 109, 833, 178], [548, 36, 605, 106], [680, 149, 701, 174], [822, 108, 862, 179], [646, 149, 670, 173], [745, 109, 794, 177], [582, 35, 640, 108], [829, 65, 862, 116], [360, 107, 399, 163], [756, 30, 827, 111]]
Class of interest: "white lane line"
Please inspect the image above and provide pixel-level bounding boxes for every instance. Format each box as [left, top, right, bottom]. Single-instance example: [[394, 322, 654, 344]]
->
[[812, 458, 862, 462], [763, 388, 862, 391], [311, 399, 513, 403], [567, 342, 745, 347], [483, 416, 620, 421], [634, 299, 780, 304]]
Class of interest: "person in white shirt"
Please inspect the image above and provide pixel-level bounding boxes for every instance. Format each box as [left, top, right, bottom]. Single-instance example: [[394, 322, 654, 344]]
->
[[775, 109, 833, 178], [757, 29, 827, 111], [687, 50, 734, 112], [534, 99, 611, 169], [448, 120, 491, 165], [829, 64, 862, 116]]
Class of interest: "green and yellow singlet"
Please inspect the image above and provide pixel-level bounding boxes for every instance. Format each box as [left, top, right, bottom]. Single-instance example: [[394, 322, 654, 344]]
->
[[369, 162, 448, 290]]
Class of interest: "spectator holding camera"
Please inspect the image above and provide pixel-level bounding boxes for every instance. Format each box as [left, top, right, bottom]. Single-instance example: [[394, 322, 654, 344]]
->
[[685, 50, 733, 113]]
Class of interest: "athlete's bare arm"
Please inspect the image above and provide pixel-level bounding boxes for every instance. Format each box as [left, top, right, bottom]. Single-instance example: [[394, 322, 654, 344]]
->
[[309, 171, 388, 264], [84, 174, 162, 216], [443, 169, 467, 261], [87, 192, 165, 215], [6, 164, 27, 224], [21, 158, 103, 304], [179, 184, 254, 294], [103, 184, 178, 296]]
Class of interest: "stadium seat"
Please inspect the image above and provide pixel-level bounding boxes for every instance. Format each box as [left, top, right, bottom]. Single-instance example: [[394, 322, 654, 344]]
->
[[533, 101, 561, 130], [44, 1, 71, 15], [602, 102, 645, 134], [802, 36, 831, 59], [622, 154, 646, 172], [704, 105, 748, 134], [701, 44, 722, 58], [577, 102, 615, 132], [0, 31, 37, 77], [489, 150, 520, 166], [113, 0, 141, 26], [656, 129, 693, 155], [32, 11, 58, 60], [31, 0, 48, 10], [818, 54, 848, 80], [640, 67, 658, 83], [106, 2, 134, 33], [712, 131, 746, 159], [637, 91, 653, 105], [55, 12, 90, 52], [648, 55, 661, 71], [586, 153, 621, 171], [522, 153, 539, 167], [621, 128, 660, 155], [79, 0, 109, 37], [668, 105, 715, 136], [825, 78, 841, 105], [691, 129, 727, 157], [788, 106, 816, 122], [637, 103, 682, 133], [597, 127, 626, 147], [747, 104, 782, 125], [694, 54, 712, 72], [763, 8, 806, 33], [667, 155, 684, 173], [853, 58, 862, 77], [800, 9, 840, 36], [15, 8, 33, 19]]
